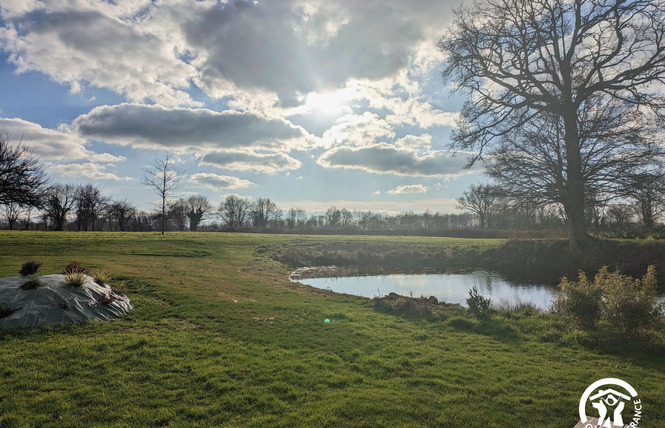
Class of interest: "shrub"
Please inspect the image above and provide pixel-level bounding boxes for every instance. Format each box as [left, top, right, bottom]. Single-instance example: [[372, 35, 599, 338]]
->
[[280, 247, 305, 266], [506, 302, 540, 316], [466, 286, 493, 319], [89, 269, 111, 285], [63, 261, 86, 274], [64, 271, 87, 287], [554, 266, 665, 337], [598, 265, 664, 337], [372, 293, 435, 318], [554, 272, 603, 330], [19, 260, 42, 276], [394, 297, 420, 317]]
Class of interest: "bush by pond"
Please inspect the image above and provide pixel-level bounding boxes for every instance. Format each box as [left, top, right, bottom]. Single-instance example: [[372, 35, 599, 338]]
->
[[554, 265, 664, 338], [466, 285, 493, 319]]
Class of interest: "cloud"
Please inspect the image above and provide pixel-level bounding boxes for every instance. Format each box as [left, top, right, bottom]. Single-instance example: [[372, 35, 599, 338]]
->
[[88, 152, 127, 163], [387, 184, 429, 194], [321, 112, 394, 148], [396, 134, 433, 152], [189, 173, 254, 191], [74, 104, 312, 151], [357, 84, 459, 129], [0, 2, 197, 105], [47, 162, 132, 181], [0, 117, 123, 162], [385, 98, 459, 129], [1, 0, 458, 107], [183, 0, 451, 104], [317, 143, 472, 177], [201, 151, 301, 174]]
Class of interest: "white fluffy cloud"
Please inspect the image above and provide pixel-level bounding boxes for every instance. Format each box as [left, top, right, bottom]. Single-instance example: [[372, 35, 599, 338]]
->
[[356, 81, 460, 129], [201, 151, 301, 174], [396, 134, 433, 152], [189, 173, 255, 191], [0, 1, 197, 105], [183, 0, 455, 105], [317, 143, 473, 177], [387, 184, 429, 194], [74, 104, 312, 152], [0, 117, 123, 162], [0, 0, 459, 106], [321, 112, 394, 148]]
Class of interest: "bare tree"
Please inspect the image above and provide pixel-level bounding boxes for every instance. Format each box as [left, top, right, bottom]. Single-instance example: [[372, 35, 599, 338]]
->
[[358, 210, 386, 231], [250, 198, 279, 229], [3, 202, 21, 230], [605, 204, 634, 229], [485, 111, 663, 216], [142, 153, 182, 235], [439, 0, 665, 252], [168, 198, 188, 231], [422, 209, 433, 230], [627, 173, 665, 228], [287, 208, 307, 229], [185, 195, 211, 232], [22, 206, 34, 230], [0, 132, 47, 207], [42, 184, 77, 231], [108, 200, 137, 231], [456, 184, 501, 229], [340, 208, 353, 228], [325, 206, 341, 228], [219, 195, 250, 230], [75, 184, 107, 231]]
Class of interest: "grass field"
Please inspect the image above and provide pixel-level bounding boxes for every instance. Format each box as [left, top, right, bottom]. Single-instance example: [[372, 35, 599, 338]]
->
[[0, 232, 664, 427]]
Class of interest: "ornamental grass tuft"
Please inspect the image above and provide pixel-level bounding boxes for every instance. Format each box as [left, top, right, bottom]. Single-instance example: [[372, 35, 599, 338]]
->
[[89, 269, 111, 285], [64, 271, 87, 287]]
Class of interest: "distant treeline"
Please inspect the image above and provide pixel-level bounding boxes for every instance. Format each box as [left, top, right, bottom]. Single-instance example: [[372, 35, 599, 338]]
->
[[0, 182, 552, 235], [3, 181, 665, 238]]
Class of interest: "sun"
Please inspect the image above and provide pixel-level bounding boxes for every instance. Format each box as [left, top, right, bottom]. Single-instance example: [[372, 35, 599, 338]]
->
[[303, 88, 356, 115]]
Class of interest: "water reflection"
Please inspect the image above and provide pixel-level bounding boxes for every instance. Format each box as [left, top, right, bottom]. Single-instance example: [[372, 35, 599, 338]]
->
[[296, 271, 558, 310]]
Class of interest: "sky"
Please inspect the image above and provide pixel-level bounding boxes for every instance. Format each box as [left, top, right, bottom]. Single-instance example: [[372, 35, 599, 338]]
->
[[0, 0, 484, 215]]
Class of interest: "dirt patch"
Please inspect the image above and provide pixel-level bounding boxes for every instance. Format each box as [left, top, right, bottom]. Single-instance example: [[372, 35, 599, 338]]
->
[[372, 292, 463, 319]]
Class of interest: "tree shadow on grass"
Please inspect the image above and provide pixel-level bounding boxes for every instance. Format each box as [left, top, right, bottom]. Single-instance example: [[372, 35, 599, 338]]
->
[[560, 325, 665, 361]]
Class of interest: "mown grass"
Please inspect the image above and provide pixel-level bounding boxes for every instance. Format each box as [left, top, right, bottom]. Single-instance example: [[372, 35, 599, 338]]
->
[[0, 232, 664, 427]]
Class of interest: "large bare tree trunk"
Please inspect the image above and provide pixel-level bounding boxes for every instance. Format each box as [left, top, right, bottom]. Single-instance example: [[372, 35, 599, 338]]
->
[[563, 112, 588, 254]]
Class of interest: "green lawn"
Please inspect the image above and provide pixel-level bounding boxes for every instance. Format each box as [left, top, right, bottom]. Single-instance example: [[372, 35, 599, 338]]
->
[[0, 232, 663, 427]]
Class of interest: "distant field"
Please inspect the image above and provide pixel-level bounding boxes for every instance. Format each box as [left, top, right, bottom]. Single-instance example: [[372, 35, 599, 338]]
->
[[1, 232, 664, 427]]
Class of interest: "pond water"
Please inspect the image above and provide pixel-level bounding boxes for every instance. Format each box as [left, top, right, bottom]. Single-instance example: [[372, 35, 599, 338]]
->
[[296, 271, 557, 310]]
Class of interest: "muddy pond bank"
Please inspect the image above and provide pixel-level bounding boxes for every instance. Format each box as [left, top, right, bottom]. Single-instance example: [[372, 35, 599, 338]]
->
[[266, 237, 665, 289]]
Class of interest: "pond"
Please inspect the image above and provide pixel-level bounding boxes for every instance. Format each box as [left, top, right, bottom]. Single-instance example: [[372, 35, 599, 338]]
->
[[295, 271, 557, 310]]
